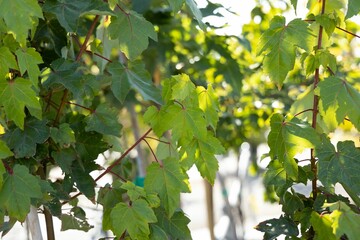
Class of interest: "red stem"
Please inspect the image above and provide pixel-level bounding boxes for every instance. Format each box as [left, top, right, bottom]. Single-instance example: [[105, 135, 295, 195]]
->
[[66, 101, 94, 113], [142, 138, 160, 164]]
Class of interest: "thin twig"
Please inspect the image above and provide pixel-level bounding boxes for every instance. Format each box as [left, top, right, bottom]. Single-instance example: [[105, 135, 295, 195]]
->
[[142, 138, 160, 164], [294, 108, 314, 117]]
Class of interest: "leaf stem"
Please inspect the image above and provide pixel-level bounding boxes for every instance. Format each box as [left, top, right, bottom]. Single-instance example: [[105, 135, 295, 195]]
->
[[294, 108, 314, 117], [142, 138, 160, 164], [66, 101, 94, 113], [144, 136, 170, 145]]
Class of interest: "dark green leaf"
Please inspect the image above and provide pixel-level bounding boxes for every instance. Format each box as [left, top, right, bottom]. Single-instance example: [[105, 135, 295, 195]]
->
[[150, 224, 168, 240], [108, 10, 157, 60], [185, 0, 207, 30], [317, 139, 360, 195], [70, 161, 96, 200], [60, 213, 93, 232], [51, 148, 76, 174], [0, 165, 42, 221], [85, 104, 122, 137], [0, 78, 42, 129], [107, 61, 163, 104], [145, 158, 190, 217], [4, 118, 49, 158], [43, 0, 113, 32], [110, 199, 157, 239], [155, 208, 191, 240], [346, 0, 360, 19], [50, 123, 76, 146], [282, 192, 304, 215], [255, 216, 299, 240]]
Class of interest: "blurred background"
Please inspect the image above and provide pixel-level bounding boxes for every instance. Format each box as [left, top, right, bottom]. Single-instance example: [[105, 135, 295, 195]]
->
[[4, 0, 360, 239]]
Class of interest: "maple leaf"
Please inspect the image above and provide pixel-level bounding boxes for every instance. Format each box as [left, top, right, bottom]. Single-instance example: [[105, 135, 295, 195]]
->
[[108, 10, 157, 60], [196, 85, 219, 129], [145, 158, 190, 217], [15, 48, 43, 87], [257, 16, 314, 87], [310, 212, 337, 240], [0, 0, 43, 45], [0, 165, 42, 221], [0, 46, 18, 78], [85, 104, 122, 137], [110, 199, 157, 239], [43, 0, 113, 32], [316, 76, 360, 130], [268, 114, 321, 180], [0, 78, 42, 129], [316, 139, 360, 195], [3, 118, 49, 158], [154, 208, 191, 239]]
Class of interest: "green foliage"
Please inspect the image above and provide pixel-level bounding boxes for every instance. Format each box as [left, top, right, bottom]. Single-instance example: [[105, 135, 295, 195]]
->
[[256, 0, 360, 239]]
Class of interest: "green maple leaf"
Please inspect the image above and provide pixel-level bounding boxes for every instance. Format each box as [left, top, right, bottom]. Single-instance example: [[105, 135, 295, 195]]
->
[[328, 201, 360, 240], [171, 74, 195, 101], [70, 161, 96, 200], [154, 208, 191, 240], [0, 78, 42, 129], [150, 224, 168, 240], [315, 76, 360, 130], [85, 104, 122, 137], [182, 134, 224, 184], [145, 158, 190, 217], [346, 0, 360, 19], [196, 85, 219, 129], [51, 148, 76, 174], [0, 165, 42, 221], [43, 0, 113, 32], [268, 114, 321, 180], [316, 139, 360, 195], [264, 160, 287, 187], [60, 213, 93, 232], [0, 46, 18, 77], [257, 16, 314, 87], [185, 0, 207, 30], [15, 48, 43, 87], [151, 104, 207, 141], [3, 118, 49, 158], [310, 212, 337, 240], [107, 61, 163, 104], [108, 10, 157, 60], [44, 59, 100, 99], [110, 199, 157, 239], [121, 181, 146, 201], [0, 0, 43, 45], [50, 123, 76, 146]]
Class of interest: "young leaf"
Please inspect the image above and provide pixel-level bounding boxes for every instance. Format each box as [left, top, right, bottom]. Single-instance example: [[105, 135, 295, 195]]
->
[[315, 76, 360, 130], [144, 157, 190, 217], [268, 114, 320, 179], [171, 74, 195, 101], [43, 0, 113, 32], [316, 139, 360, 195], [15, 48, 43, 87], [107, 61, 163, 104], [0, 78, 42, 129], [0, 165, 42, 221], [85, 104, 122, 137], [108, 10, 157, 60], [154, 208, 191, 240], [346, 0, 360, 19], [257, 16, 314, 87], [0, 46, 18, 77], [329, 202, 360, 240], [110, 199, 157, 239], [310, 212, 336, 240], [0, 0, 43, 45], [121, 181, 147, 201], [3, 118, 49, 158], [196, 85, 219, 129]]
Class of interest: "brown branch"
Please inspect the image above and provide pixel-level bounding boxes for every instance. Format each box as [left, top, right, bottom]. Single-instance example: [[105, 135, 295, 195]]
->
[[294, 108, 314, 117], [144, 136, 170, 145], [66, 101, 94, 113], [336, 26, 360, 39], [76, 15, 100, 62]]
